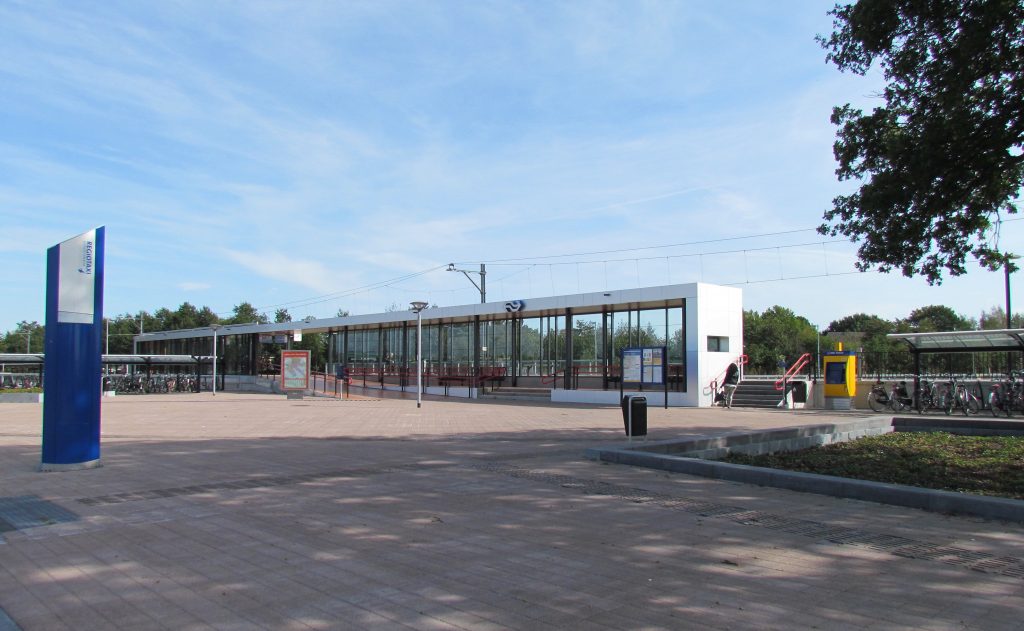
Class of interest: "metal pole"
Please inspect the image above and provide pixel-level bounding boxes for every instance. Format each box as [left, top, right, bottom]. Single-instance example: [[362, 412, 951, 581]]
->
[[480, 263, 486, 304], [1007, 260, 1014, 374], [212, 330, 217, 395], [132, 313, 143, 376], [210, 324, 222, 396], [1006, 262, 1013, 329], [417, 310, 423, 408], [816, 327, 821, 380], [628, 397, 632, 443]]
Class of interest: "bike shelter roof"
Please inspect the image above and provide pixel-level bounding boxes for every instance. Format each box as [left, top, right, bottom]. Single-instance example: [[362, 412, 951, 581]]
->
[[0, 353, 208, 365], [887, 329, 1024, 354]]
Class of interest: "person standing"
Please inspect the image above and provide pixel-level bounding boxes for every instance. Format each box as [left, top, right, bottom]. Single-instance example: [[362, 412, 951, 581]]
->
[[722, 362, 740, 408]]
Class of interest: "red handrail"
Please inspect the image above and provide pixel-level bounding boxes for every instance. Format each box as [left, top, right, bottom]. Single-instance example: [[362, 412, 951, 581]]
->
[[775, 353, 812, 390], [540, 366, 579, 385]]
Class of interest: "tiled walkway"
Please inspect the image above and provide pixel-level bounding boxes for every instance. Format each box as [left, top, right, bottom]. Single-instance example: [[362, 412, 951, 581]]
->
[[1, 393, 1022, 630]]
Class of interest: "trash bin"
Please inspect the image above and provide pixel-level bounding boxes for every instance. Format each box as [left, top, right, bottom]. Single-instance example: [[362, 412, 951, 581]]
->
[[791, 381, 807, 404], [621, 395, 648, 437]]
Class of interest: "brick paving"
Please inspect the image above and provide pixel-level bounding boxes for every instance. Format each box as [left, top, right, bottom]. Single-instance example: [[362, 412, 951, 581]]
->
[[0, 392, 1022, 630]]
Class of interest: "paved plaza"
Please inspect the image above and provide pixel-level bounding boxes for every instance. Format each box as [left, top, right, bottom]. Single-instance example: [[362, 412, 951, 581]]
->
[[1, 391, 1023, 630]]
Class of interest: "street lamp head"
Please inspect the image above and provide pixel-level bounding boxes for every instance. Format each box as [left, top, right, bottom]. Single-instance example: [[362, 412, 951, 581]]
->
[[410, 301, 428, 313], [210, 323, 223, 331], [446, 263, 456, 272]]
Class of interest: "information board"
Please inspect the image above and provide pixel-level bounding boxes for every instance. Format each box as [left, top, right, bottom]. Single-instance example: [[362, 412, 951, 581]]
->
[[280, 350, 311, 391], [621, 346, 667, 385]]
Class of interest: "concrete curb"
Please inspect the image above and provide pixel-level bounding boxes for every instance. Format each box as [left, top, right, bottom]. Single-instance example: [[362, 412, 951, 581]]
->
[[892, 416, 1024, 436], [0, 393, 42, 403], [586, 418, 1024, 523], [586, 447, 1024, 523]]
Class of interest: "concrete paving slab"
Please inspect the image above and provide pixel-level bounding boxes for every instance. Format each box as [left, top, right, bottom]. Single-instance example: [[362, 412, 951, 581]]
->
[[0, 393, 1022, 629]]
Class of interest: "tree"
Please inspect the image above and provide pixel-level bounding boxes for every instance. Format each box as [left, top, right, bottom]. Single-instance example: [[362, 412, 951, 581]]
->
[[826, 312, 895, 354], [335, 308, 350, 318], [827, 313, 893, 337], [226, 302, 268, 325], [274, 308, 292, 323], [572, 320, 600, 362], [151, 302, 220, 331], [826, 312, 906, 375], [743, 306, 818, 374], [293, 331, 328, 368], [818, 0, 1024, 283], [900, 305, 975, 332], [980, 305, 1024, 329], [1, 321, 43, 353], [105, 314, 143, 354]]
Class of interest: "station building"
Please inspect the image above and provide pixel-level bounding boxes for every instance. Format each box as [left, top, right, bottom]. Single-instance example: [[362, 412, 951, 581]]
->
[[134, 282, 743, 407]]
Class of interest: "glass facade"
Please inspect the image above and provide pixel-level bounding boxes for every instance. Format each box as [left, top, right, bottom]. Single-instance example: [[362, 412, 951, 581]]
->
[[129, 333, 257, 376], [320, 301, 686, 391], [137, 298, 689, 393]]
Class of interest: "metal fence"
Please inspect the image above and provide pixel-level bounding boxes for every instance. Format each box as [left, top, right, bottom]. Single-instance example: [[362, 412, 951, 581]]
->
[[743, 351, 1020, 381]]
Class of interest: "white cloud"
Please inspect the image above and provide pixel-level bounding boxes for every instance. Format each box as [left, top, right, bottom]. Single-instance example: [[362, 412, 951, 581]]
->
[[178, 282, 211, 291], [222, 250, 340, 294]]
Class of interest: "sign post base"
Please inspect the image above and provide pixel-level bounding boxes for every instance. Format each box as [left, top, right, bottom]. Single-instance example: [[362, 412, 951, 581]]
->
[[40, 459, 102, 472]]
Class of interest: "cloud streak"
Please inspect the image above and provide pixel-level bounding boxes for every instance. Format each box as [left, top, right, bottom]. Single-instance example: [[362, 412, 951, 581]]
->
[[0, 2, 1018, 329]]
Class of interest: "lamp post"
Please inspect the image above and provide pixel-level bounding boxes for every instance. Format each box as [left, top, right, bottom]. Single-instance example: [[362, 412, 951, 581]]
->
[[446, 263, 486, 303], [210, 324, 222, 396], [1004, 254, 1019, 374], [410, 301, 428, 408], [1005, 255, 1019, 328], [816, 325, 822, 381]]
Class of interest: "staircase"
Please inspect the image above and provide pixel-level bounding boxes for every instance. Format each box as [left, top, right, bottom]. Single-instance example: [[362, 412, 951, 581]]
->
[[479, 386, 551, 402], [730, 380, 787, 408]]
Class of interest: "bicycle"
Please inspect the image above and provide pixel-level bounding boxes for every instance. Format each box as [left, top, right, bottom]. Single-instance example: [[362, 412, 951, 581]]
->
[[989, 374, 1021, 417], [945, 378, 980, 415], [914, 379, 946, 414], [867, 380, 912, 413]]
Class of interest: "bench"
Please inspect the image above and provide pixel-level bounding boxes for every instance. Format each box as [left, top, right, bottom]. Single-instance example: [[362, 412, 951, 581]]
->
[[437, 374, 472, 396], [477, 367, 507, 390]]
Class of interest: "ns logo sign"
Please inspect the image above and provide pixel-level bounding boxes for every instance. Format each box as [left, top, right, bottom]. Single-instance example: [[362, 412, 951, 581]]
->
[[504, 300, 525, 313]]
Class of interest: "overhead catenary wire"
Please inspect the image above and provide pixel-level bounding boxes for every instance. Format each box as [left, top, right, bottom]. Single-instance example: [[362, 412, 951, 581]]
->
[[476, 238, 851, 267], [219, 217, 1023, 317], [219, 264, 447, 316], [451, 227, 819, 265], [453, 217, 1024, 268]]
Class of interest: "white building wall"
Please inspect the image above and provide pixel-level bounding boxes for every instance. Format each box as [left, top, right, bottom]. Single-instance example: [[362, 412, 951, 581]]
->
[[693, 283, 744, 407]]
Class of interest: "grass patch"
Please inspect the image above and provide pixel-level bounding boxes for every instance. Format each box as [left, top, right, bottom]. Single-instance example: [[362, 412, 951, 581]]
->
[[0, 387, 42, 394], [721, 432, 1024, 500]]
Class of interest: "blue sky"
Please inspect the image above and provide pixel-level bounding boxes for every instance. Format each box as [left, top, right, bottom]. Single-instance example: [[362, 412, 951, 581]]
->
[[2, 0, 1021, 332]]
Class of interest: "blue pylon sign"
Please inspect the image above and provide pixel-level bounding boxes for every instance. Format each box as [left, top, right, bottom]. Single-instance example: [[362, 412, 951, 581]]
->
[[41, 226, 105, 471]]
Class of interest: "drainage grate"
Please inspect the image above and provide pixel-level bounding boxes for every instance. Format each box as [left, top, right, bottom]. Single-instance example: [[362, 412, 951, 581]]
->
[[469, 463, 1024, 581], [0, 496, 79, 532]]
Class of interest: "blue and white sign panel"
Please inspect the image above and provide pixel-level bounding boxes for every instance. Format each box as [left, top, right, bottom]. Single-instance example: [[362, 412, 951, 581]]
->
[[621, 346, 667, 385], [56, 230, 98, 324], [42, 227, 105, 471]]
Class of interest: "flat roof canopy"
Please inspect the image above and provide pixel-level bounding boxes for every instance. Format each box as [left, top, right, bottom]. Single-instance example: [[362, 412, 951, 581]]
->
[[0, 354, 209, 365], [134, 282, 720, 343], [887, 329, 1024, 354]]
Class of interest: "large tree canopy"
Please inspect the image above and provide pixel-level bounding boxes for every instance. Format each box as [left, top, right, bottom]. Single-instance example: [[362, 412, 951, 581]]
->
[[818, 0, 1024, 283]]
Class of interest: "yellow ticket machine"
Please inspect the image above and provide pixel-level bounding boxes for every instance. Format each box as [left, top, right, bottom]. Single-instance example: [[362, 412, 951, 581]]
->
[[822, 343, 857, 410]]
